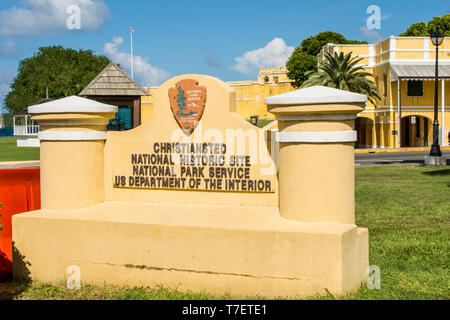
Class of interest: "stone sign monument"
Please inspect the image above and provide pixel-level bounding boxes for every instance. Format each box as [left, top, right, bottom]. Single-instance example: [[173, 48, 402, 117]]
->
[[13, 74, 368, 297]]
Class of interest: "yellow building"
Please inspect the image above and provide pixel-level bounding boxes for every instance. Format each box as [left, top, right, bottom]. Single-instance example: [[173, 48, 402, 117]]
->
[[140, 38, 450, 150], [140, 67, 296, 125], [319, 36, 450, 148], [226, 68, 296, 121]]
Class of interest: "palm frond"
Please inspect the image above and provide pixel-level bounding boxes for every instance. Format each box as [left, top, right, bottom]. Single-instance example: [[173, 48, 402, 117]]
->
[[302, 51, 380, 105]]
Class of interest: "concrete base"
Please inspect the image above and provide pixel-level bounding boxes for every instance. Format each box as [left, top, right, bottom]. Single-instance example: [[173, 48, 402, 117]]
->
[[424, 155, 447, 166], [12, 202, 368, 298], [15, 135, 40, 147]]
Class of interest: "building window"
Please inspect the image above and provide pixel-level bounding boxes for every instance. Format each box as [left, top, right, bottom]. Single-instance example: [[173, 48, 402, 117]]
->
[[273, 76, 279, 84], [407, 80, 423, 97], [264, 76, 269, 83], [383, 74, 388, 97]]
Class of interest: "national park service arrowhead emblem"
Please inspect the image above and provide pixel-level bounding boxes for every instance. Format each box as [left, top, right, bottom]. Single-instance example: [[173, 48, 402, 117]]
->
[[168, 79, 207, 134]]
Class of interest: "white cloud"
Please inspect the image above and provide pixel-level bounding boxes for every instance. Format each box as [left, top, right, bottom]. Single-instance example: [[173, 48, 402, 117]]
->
[[103, 37, 170, 87], [0, 0, 110, 36], [359, 26, 382, 41], [232, 38, 294, 75]]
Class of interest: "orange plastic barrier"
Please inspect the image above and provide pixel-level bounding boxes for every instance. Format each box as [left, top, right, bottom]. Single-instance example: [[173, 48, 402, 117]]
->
[[0, 168, 40, 279]]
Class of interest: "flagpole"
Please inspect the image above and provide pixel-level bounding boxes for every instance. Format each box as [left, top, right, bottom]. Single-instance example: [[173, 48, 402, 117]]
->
[[130, 26, 134, 79]]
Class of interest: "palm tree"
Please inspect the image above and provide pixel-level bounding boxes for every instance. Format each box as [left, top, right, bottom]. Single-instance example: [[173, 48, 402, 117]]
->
[[302, 52, 381, 105]]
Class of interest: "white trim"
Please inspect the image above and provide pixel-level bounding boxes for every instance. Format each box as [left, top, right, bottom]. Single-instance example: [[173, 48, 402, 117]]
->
[[38, 130, 106, 141], [276, 130, 356, 143], [424, 38, 430, 60], [380, 48, 450, 54], [276, 114, 357, 121], [28, 96, 117, 114], [38, 119, 110, 126], [348, 58, 450, 70], [265, 86, 367, 105], [359, 105, 450, 113], [369, 44, 376, 67], [389, 37, 396, 61], [29, 105, 117, 114], [386, 59, 450, 64]]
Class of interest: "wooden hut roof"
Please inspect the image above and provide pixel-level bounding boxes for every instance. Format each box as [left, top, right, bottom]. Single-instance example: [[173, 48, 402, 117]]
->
[[79, 62, 149, 96]]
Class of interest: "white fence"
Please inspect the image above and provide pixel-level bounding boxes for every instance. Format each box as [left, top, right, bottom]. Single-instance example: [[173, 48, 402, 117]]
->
[[13, 124, 40, 136], [13, 115, 40, 147]]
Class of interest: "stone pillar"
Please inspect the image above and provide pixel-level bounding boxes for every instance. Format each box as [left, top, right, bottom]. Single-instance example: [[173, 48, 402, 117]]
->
[[266, 86, 366, 224], [28, 96, 117, 210]]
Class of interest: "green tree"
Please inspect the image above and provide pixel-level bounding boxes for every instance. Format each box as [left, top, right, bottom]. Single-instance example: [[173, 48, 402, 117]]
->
[[400, 22, 429, 36], [4, 46, 110, 113], [285, 50, 317, 88], [301, 52, 381, 105], [286, 31, 367, 88], [400, 14, 450, 36], [428, 14, 450, 36]]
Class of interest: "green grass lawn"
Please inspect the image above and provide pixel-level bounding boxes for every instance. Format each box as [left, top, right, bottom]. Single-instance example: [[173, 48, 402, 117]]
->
[[0, 166, 449, 300], [247, 119, 275, 128], [0, 138, 40, 162]]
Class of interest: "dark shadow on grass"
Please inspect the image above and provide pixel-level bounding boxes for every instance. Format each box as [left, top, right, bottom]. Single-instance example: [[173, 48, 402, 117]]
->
[[0, 250, 12, 280], [12, 241, 31, 281], [0, 242, 32, 299], [370, 159, 424, 166], [0, 276, 31, 300], [422, 168, 450, 176]]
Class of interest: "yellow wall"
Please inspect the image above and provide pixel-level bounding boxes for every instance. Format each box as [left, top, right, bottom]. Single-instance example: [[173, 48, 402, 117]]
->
[[227, 81, 295, 120]]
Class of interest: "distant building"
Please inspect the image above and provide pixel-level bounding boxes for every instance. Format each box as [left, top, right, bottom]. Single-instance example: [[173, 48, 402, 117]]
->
[[226, 68, 296, 121], [318, 36, 450, 148], [13, 98, 50, 147]]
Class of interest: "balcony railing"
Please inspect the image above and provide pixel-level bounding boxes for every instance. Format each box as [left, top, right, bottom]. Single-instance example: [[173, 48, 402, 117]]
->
[[13, 125, 40, 136]]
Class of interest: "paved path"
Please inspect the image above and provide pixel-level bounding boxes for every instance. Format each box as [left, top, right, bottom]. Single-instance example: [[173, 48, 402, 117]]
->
[[0, 161, 40, 169], [355, 151, 449, 167]]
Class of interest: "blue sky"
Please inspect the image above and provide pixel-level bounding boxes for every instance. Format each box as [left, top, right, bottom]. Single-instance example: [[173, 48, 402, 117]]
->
[[0, 0, 449, 112]]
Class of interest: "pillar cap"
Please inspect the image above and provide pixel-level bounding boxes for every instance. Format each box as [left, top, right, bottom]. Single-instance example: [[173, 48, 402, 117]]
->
[[28, 96, 118, 114], [264, 86, 367, 106]]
